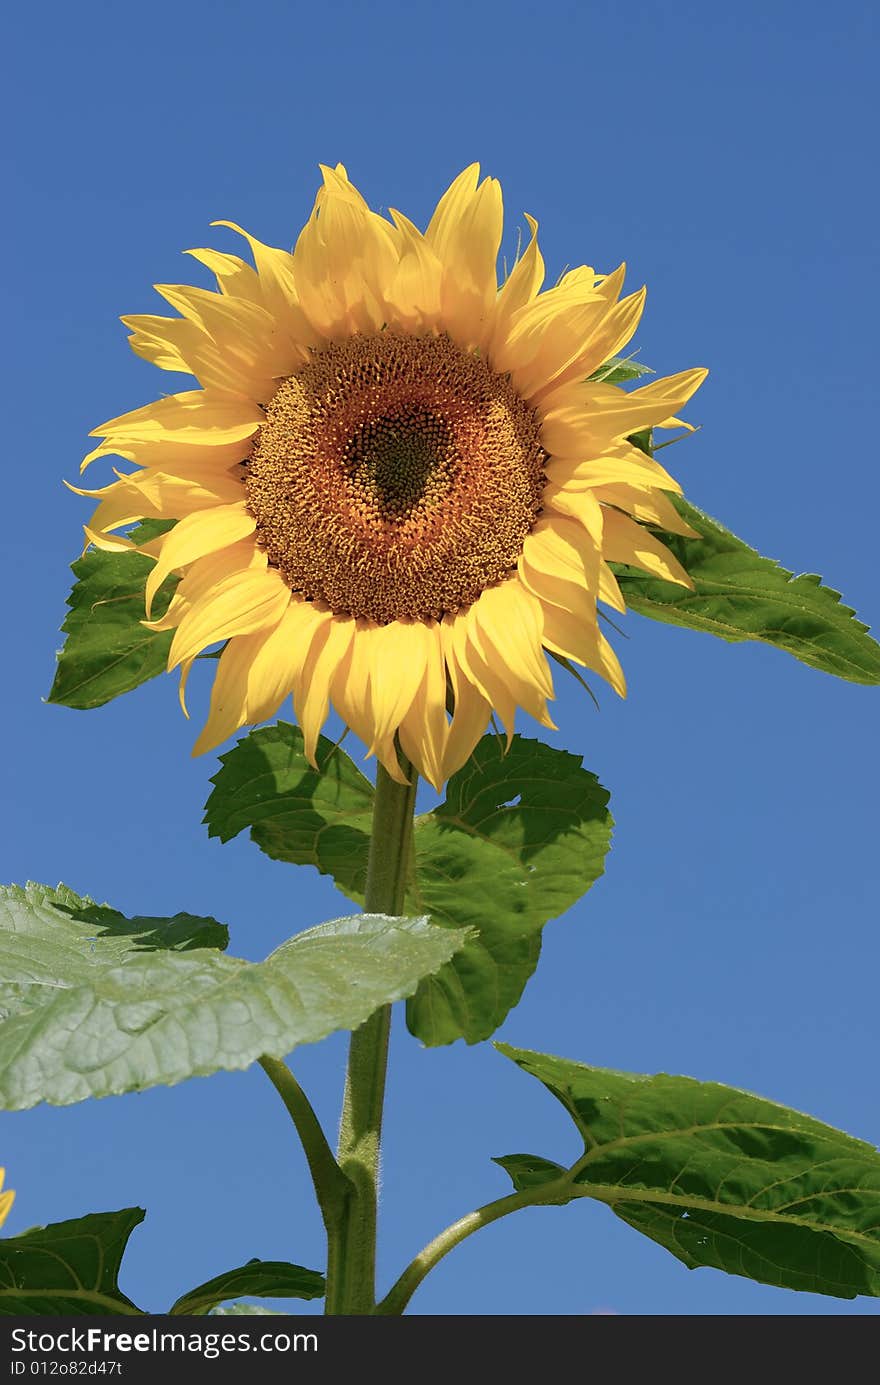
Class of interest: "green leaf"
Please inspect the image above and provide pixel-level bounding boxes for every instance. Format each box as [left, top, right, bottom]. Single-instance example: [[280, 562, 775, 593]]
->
[[495, 1044, 880, 1300], [170, 1260, 324, 1315], [0, 1209, 144, 1315], [406, 736, 612, 1046], [204, 724, 373, 899], [210, 1303, 291, 1315], [492, 1154, 570, 1202], [0, 883, 228, 1026], [206, 728, 612, 1046], [0, 883, 468, 1109], [589, 355, 653, 384], [614, 494, 880, 685], [48, 520, 176, 709]]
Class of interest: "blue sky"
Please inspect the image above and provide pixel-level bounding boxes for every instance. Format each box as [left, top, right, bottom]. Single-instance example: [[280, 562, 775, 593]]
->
[[2, 0, 878, 1315]]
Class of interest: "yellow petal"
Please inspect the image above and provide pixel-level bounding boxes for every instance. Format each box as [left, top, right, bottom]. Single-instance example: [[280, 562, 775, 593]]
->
[[293, 167, 398, 338], [493, 265, 626, 395], [122, 312, 200, 375], [145, 502, 256, 616], [521, 511, 601, 588], [331, 620, 378, 750], [519, 543, 600, 631], [211, 222, 296, 318], [529, 287, 647, 405], [426, 163, 503, 351], [245, 599, 329, 726], [386, 209, 443, 329], [153, 283, 290, 388], [440, 653, 491, 783], [192, 631, 265, 756], [142, 541, 263, 632], [185, 246, 264, 303], [294, 615, 355, 764], [534, 497, 626, 611], [367, 620, 433, 752], [490, 213, 544, 351], [83, 525, 136, 553], [81, 434, 250, 477], [447, 606, 516, 742], [601, 509, 693, 587], [592, 483, 699, 537], [544, 441, 681, 492], [540, 602, 626, 697], [92, 389, 264, 447], [142, 466, 242, 507], [539, 368, 708, 451], [398, 625, 448, 790], [74, 477, 155, 535], [168, 565, 291, 669], [470, 580, 554, 707], [122, 309, 274, 399]]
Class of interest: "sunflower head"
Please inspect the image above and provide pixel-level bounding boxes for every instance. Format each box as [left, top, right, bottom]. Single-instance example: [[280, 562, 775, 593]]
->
[[73, 163, 706, 789]]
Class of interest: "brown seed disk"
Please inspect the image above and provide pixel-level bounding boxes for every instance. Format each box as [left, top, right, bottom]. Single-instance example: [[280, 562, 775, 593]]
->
[[244, 332, 546, 623]]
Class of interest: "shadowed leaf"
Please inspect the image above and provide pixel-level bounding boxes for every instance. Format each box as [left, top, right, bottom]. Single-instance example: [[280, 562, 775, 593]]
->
[[496, 1044, 880, 1300], [48, 520, 175, 709], [206, 728, 612, 1046], [0, 1209, 145, 1315], [171, 1259, 324, 1315]]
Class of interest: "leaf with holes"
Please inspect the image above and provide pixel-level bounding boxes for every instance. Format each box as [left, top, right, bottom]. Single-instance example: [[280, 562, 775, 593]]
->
[[495, 1044, 880, 1299], [48, 519, 176, 709], [206, 727, 613, 1046], [0, 883, 467, 1109], [0, 1208, 144, 1315], [170, 1259, 325, 1315]]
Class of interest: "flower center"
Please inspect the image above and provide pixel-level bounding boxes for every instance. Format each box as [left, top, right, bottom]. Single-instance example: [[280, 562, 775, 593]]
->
[[244, 332, 546, 623]]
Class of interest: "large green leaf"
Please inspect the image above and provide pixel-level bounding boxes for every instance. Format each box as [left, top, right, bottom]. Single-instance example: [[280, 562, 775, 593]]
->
[[48, 520, 176, 709], [0, 883, 228, 1026], [206, 729, 612, 1046], [614, 493, 880, 685], [495, 1044, 880, 1299], [406, 737, 612, 1046], [170, 1259, 324, 1315], [0, 883, 467, 1109], [204, 724, 373, 899], [0, 1209, 144, 1315]]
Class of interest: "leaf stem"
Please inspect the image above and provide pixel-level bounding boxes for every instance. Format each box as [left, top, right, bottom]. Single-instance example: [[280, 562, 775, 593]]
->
[[375, 1181, 571, 1315], [324, 753, 418, 1315], [258, 1055, 352, 1233]]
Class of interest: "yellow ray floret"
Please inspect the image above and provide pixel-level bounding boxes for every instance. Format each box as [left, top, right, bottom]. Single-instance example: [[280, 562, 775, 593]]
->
[[73, 163, 707, 790], [0, 1169, 14, 1230]]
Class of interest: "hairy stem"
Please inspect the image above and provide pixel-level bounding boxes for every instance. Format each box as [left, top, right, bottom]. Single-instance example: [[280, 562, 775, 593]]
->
[[259, 1055, 352, 1234], [376, 1182, 571, 1315], [324, 754, 418, 1315]]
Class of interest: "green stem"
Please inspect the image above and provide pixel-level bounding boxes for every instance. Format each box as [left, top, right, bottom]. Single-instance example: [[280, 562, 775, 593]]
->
[[376, 1183, 570, 1316], [325, 753, 418, 1315], [258, 1055, 352, 1234]]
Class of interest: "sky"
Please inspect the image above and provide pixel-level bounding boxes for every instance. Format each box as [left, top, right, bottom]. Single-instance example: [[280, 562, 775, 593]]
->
[[1, 0, 878, 1317]]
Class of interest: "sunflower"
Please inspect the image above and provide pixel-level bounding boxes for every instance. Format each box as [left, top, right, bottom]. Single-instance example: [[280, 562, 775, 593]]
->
[[0, 1168, 13, 1229], [73, 164, 706, 790]]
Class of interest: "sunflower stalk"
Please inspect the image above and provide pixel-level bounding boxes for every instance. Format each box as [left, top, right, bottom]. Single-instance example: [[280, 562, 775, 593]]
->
[[325, 752, 418, 1315]]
